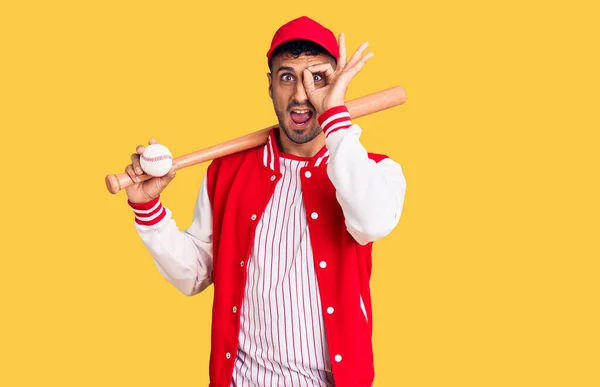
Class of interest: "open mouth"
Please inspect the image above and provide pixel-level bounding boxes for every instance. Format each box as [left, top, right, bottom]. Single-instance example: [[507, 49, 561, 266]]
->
[[289, 109, 313, 126]]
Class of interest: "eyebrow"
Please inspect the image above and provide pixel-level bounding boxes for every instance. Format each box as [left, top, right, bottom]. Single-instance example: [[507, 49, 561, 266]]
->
[[276, 66, 296, 74]]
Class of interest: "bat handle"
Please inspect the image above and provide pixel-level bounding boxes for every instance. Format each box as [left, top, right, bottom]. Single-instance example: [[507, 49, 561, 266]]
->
[[105, 172, 154, 194]]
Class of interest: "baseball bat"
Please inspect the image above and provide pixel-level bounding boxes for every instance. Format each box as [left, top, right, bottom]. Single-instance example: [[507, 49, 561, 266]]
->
[[105, 86, 406, 194]]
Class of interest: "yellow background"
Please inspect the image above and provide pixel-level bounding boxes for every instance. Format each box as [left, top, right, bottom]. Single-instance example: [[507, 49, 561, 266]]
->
[[1, 0, 598, 386]]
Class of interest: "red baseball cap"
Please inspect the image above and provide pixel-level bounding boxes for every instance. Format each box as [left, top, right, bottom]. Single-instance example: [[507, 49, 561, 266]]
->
[[266, 16, 339, 64]]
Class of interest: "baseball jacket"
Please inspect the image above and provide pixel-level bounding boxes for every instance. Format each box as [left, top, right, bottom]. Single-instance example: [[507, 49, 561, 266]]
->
[[129, 106, 407, 386]]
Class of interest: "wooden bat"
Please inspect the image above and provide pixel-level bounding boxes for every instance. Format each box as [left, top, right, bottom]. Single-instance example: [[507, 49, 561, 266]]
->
[[105, 86, 406, 194]]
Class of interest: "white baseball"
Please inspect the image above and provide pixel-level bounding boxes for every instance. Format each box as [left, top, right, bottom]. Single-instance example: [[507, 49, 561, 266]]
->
[[140, 144, 173, 177]]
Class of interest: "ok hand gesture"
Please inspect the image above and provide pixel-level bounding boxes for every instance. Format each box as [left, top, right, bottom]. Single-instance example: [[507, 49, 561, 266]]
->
[[302, 33, 374, 116]]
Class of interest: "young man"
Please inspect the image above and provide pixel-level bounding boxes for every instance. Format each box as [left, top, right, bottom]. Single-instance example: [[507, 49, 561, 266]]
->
[[124, 16, 406, 387]]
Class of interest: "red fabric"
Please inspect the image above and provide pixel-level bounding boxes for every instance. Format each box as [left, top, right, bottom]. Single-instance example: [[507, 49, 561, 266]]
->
[[204, 128, 387, 387], [366, 153, 389, 163], [128, 196, 160, 210], [128, 196, 167, 226], [318, 105, 353, 137], [134, 207, 166, 226], [267, 16, 339, 63], [135, 202, 163, 218], [317, 105, 349, 126]]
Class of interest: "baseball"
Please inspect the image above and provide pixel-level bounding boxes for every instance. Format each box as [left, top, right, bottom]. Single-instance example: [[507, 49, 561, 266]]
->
[[140, 144, 173, 177]]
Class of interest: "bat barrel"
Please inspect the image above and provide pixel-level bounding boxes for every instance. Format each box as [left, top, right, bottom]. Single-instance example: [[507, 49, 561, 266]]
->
[[349, 86, 407, 119]]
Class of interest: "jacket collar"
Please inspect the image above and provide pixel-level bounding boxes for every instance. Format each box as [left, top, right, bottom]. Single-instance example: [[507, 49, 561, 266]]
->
[[261, 128, 330, 172]]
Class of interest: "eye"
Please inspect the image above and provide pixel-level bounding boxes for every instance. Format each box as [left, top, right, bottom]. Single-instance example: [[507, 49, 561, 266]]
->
[[313, 74, 323, 82], [281, 74, 294, 82]]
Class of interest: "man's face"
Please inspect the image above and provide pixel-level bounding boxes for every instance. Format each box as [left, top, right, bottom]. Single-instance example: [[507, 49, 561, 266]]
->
[[268, 53, 335, 145]]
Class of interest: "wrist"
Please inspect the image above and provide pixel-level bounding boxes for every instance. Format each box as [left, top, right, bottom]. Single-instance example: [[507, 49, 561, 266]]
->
[[321, 100, 344, 113], [318, 105, 352, 137], [127, 196, 155, 204], [128, 196, 166, 226]]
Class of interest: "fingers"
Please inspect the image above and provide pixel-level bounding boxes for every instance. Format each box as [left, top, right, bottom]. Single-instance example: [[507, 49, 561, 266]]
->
[[302, 68, 316, 95], [129, 138, 157, 182], [136, 138, 157, 153], [346, 41, 370, 69], [338, 33, 346, 69], [125, 164, 140, 183], [308, 63, 335, 76], [159, 163, 178, 186], [345, 52, 374, 80], [131, 152, 144, 175], [307, 63, 335, 85]]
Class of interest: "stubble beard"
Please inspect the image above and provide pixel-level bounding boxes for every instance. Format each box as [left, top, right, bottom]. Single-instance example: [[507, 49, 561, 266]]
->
[[275, 107, 322, 145]]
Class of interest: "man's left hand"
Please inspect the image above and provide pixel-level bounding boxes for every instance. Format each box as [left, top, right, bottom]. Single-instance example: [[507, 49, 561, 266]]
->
[[302, 33, 374, 116]]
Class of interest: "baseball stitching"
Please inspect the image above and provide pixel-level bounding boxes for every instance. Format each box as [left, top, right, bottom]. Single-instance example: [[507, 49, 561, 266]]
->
[[141, 154, 172, 162]]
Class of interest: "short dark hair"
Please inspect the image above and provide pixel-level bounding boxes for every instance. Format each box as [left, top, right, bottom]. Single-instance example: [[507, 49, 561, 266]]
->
[[268, 40, 336, 71]]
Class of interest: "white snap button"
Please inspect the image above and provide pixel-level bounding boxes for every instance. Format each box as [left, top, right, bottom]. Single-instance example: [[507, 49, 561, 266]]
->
[[226, 352, 231, 359], [327, 307, 334, 314], [270, 175, 276, 181], [233, 306, 237, 313], [311, 212, 318, 220], [319, 261, 327, 269], [251, 214, 257, 220], [240, 261, 245, 267], [334, 354, 342, 362], [304, 171, 312, 178]]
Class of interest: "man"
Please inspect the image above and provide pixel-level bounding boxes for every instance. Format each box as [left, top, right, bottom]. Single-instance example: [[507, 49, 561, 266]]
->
[[124, 16, 406, 387]]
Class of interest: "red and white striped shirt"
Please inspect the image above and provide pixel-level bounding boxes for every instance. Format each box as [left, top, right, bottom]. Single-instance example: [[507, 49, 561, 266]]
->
[[232, 155, 334, 387]]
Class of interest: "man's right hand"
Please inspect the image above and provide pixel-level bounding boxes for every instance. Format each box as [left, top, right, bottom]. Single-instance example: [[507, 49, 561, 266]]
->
[[125, 138, 177, 204]]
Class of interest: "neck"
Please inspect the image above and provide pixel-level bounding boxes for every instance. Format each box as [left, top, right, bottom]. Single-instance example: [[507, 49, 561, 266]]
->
[[276, 129, 325, 157]]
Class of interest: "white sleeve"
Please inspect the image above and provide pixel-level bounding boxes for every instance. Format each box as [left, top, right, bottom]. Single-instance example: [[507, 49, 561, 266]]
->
[[129, 173, 214, 296], [321, 107, 407, 245]]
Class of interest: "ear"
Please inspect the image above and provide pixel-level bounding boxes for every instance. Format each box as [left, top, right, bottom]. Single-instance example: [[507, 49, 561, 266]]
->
[[267, 73, 273, 99]]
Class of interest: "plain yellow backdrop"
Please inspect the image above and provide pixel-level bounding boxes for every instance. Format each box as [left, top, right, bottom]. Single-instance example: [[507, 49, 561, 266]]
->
[[1, 0, 598, 386]]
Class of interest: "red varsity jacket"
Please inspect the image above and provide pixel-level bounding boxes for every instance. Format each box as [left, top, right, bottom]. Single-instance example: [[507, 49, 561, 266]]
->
[[129, 106, 407, 386]]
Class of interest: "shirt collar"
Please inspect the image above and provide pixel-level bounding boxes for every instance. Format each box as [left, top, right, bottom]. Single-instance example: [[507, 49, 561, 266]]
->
[[261, 128, 329, 171]]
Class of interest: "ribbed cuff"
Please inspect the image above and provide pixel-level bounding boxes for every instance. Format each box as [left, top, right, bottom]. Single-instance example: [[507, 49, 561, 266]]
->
[[318, 105, 352, 137], [128, 196, 166, 226]]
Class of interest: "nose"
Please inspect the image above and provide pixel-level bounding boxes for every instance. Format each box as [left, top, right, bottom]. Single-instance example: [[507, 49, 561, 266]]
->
[[293, 81, 308, 104]]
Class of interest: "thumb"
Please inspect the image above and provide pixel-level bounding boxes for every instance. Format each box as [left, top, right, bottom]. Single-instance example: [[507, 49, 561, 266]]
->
[[158, 163, 178, 187], [302, 69, 316, 95]]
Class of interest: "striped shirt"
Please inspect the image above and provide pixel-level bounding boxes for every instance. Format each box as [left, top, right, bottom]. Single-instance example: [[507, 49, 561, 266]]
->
[[232, 155, 334, 387]]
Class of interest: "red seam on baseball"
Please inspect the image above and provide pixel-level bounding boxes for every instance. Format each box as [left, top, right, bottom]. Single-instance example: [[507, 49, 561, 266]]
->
[[141, 154, 173, 162]]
